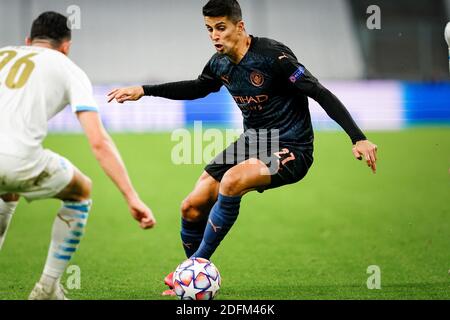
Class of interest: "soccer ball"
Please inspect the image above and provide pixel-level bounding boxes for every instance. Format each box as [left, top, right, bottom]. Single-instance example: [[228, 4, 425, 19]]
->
[[173, 257, 221, 300]]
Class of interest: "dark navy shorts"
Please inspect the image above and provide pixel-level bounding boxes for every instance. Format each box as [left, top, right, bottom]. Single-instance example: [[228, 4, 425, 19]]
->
[[204, 134, 313, 192]]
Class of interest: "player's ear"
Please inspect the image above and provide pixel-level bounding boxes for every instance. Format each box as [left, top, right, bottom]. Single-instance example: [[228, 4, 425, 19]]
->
[[237, 20, 245, 33], [59, 40, 72, 56], [25, 37, 32, 46]]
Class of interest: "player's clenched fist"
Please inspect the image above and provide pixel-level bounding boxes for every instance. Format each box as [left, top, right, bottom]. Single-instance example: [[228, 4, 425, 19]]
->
[[127, 196, 157, 230], [107, 86, 144, 103]]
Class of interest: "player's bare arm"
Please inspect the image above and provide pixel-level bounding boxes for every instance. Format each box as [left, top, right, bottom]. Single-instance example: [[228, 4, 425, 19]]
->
[[77, 111, 156, 229]]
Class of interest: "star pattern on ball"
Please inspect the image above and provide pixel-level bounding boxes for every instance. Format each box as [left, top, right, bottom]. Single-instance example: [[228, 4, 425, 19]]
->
[[181, 278, 206, 300], [184, 259, 209, 278]]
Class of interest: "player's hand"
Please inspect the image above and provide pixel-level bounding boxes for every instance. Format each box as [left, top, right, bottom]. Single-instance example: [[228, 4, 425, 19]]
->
[[352, 140, 378, 174], [107, 86, 144, 103], [126, 196, 156, 229]]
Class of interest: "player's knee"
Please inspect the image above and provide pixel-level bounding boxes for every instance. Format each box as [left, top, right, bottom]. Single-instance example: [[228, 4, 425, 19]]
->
[[72, 175, 92, 202], [82, 176, 93, 199], [181, 198, 203, 222], [1, 193, 20, 202], [220, 171, 243, 196], [180, 198, 191, 216]]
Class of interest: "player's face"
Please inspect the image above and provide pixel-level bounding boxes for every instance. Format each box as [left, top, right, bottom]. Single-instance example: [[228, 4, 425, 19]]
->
[[204, 16, 243, 56]]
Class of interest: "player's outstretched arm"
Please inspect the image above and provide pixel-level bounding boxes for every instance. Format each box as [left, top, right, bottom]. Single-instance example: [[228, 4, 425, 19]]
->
[[77, 111, 156, 229], [107, 80, 222, 103], [107, 63, 222, 103]]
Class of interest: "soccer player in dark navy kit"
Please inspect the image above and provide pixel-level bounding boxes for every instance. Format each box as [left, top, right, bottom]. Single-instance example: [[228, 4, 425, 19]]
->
[[108, 0, 378, 296]]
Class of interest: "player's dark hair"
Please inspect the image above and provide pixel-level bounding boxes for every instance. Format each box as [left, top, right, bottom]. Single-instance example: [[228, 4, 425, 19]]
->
[[30, 11, 71, 46], [202, 0, 242, 23]]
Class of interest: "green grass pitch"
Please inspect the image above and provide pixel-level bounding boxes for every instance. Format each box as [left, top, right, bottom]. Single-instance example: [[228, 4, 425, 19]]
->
[[0, 128, 449, 300]]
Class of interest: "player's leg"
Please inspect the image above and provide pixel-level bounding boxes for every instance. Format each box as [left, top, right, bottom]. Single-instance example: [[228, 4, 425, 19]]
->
[[178, 136, 244, 259], [193, 146, 314, 260], [192, 159, 271, 260], [180, 171, 220, 258], [0, 193, 20, 250], [162, 171, 220, 296], [27, 151, 92, 300]]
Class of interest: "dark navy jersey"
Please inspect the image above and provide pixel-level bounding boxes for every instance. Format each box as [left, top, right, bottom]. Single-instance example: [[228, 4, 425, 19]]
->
[[143, 36, 366, 146], [202, 36, 318, 148]]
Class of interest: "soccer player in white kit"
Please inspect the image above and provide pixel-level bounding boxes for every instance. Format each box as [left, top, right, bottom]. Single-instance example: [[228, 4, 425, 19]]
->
[[0, 11, 156, 300]]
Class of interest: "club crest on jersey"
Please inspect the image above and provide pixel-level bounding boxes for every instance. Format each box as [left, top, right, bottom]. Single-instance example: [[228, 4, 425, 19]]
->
[[289, 66, 305, 83], [250, 71, 264, 87]]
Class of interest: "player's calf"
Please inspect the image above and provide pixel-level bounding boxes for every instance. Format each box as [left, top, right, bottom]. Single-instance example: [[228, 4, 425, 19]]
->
[[179, 173, 219, 258], [32, 170, 93, 299], [180, 198, 209, 258], [192, 161, 270, 259], [34, 199, 91, 298]]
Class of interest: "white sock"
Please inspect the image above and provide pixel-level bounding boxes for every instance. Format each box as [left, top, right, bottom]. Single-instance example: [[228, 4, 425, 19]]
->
[[41, 200, 91, 287], [0, 199, 19, 250]]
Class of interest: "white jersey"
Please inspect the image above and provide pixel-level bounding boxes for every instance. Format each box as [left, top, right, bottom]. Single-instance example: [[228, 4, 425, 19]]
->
[[0, 45, 98, 158]]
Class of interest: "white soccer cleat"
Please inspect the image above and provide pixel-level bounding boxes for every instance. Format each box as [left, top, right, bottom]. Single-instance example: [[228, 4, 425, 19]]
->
[[28, 281, 69, 300]]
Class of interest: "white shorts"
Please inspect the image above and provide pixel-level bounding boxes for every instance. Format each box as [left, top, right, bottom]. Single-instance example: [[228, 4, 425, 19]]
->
[[0, 149, 74, 202]]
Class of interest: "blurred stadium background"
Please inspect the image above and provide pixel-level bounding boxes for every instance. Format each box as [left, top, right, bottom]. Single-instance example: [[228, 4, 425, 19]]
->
[[0, 0, 449, 300], [1, 0, 449, 131]]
